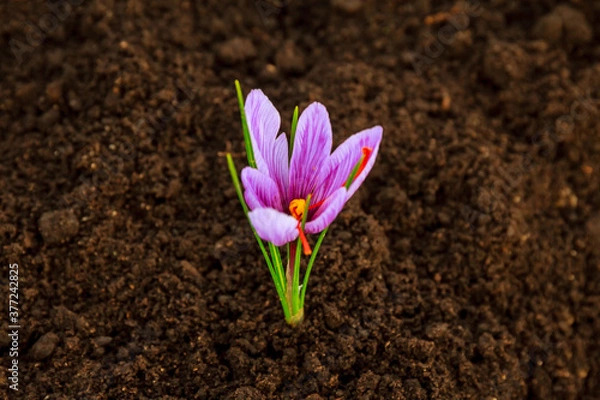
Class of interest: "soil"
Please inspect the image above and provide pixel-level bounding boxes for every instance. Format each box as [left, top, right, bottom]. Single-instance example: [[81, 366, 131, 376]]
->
[[1, 0, 599, 399]]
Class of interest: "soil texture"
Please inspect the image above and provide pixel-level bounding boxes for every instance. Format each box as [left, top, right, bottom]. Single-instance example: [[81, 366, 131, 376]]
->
[[1, 0, 600, 399]]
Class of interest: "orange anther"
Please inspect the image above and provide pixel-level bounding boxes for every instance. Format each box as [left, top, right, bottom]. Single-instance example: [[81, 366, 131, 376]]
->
[[289, 199, 306, 221]]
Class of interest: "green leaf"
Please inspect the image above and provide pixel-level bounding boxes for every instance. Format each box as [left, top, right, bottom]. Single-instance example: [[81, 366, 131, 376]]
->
[[235, 80, 256, 169], [269, 242, 287, 306], [289, 105, 299, 157]]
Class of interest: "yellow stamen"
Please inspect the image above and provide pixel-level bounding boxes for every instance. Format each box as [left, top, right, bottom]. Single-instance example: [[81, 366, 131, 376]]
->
[[289, 199, 306, 221]]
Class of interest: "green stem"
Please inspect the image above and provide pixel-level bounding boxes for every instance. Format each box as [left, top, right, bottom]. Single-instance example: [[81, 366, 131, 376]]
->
[[268, 243, 289, 319], [286, 244, 296, 315], [284, 240, 303, 327], [269, 243, 287, 301], [292, 238, 302, 314]]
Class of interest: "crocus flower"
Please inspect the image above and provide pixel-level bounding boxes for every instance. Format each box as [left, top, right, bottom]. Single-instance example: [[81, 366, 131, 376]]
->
[[241, 90, 382, 254]]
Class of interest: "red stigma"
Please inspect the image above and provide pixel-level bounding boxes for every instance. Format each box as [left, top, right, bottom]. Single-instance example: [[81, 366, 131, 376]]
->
[[289, 199, 312, 255], [309, 199, 324, 210], [297, 224, 312, 255], [355, 147, 372, 179], [309, 147, 374, 213]]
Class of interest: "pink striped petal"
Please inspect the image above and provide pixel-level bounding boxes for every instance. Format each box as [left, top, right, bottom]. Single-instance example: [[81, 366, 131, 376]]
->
[[241, 167, 283, 211], [248, 208, 299, 246], [314, 126, 382, 203], [265, 133, 289, 205], [289, 103, 332, 199], [305, 187, 347, 234], [245, 90, 281, 176]]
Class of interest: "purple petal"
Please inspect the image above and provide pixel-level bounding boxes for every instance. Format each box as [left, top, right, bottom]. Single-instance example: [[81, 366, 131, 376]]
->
[[248, 208, 299, 246], [245, 90, 281, 175], [305, 187, 347, 234], [264, 134, 289, 205], [314, 126, 382, 203], [289, 102, 333, 199], [241, 167, 283, 211]]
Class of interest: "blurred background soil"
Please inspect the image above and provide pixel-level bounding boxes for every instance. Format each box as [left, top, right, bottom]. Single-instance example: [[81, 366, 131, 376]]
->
[[1, 0, 599, 398]]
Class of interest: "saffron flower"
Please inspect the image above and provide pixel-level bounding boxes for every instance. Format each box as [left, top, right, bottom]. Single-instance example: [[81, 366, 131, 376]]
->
[[243, 91, 382, 254], [227, 81, 382, 326]]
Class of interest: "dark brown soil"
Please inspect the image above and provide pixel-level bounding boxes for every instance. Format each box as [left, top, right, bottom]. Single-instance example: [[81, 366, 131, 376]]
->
[[1, 1, 599, 399]]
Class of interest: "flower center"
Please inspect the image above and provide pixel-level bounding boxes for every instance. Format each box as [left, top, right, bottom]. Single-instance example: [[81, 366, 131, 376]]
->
[[289, 199, 306, 221], [288, 199, 312, 255]]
